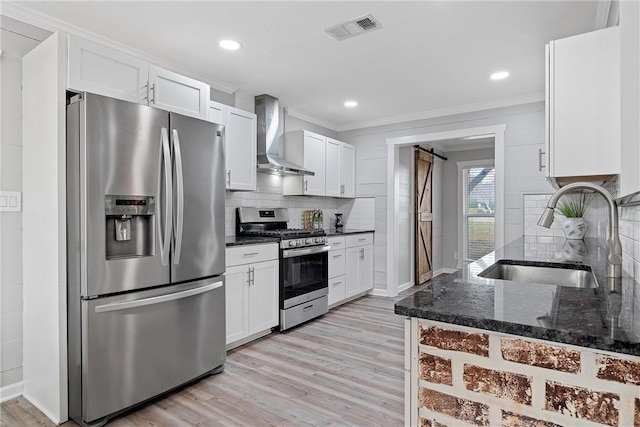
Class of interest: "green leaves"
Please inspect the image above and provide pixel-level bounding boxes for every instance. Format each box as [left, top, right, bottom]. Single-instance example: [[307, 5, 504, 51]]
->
[[555, 193, 592, 218]]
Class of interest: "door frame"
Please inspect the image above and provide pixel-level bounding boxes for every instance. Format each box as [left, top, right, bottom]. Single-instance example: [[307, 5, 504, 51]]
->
[[385, 124, 506, 297]]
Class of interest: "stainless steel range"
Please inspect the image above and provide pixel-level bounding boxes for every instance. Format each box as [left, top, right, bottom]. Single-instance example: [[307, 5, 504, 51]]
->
[[236, 207, 329, 330]]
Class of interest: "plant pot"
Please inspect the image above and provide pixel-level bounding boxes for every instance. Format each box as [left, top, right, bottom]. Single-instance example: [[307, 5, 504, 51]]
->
[[561, 217, 587, 240]]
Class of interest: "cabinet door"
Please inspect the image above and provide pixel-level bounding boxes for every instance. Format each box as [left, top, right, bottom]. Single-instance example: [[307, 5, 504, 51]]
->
[[68, 36, 148, 104], [225, 265, 250, 344], [328, 250, 345, 278], [325, 138, 341, 197], [248, 260, 279, 335], [359, 245, 374, 292], [328, 275, 346, 306], [226, 107, 257, 191], [345, 246, 360, 298], [340, 143, 355, 198], [148, 65, 209, 119], [207, 100, 226, 125], [547, 27, 620, 178], [303, 132, 326, 195]]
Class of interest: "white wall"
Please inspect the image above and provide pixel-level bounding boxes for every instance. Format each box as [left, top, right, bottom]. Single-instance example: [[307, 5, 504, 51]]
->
[[0, 55, 24, 400], [338, 102, 554, 292], [440, 148, 495, 269]]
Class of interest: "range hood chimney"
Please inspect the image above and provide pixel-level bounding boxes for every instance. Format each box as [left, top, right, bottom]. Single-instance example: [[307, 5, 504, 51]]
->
[[255, 94, 314, 176]]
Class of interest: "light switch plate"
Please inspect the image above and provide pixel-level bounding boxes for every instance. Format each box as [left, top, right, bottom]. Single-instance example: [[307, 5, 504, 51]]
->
[[0, 191, 21, 212]]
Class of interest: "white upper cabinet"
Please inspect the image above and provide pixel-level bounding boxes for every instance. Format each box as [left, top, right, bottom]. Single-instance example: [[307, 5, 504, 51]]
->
[[148, 65, 209, 119], [207, 101, 257, 191], [68, 35, 210, 119], [325, 138, 341, 197], [283, 130, 326, 196], [283, 131, 355, 198], [339, 141, 355, 198], [68, 36, 148, 104], [326, 137, 355, 198], [545, 26, 620, 181]]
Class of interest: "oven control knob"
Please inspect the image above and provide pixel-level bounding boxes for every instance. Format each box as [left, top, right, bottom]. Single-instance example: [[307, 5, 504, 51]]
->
[[306, 238, 312, 244], [289, 240, 297, 247], [315, 237, 322, 243]]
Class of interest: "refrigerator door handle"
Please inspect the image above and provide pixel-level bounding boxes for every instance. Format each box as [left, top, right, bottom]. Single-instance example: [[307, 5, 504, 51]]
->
[[94, 281, 223, 313], [171, 129, 185, 265], [160, 127, 173, 267]]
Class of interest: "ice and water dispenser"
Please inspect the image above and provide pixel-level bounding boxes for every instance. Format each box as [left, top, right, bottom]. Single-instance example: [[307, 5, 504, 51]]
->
[[105, 195, 155, 259]]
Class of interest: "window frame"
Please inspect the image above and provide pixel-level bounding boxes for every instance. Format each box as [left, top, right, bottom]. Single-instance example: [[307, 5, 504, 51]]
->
[[457, 159, 495, 266]]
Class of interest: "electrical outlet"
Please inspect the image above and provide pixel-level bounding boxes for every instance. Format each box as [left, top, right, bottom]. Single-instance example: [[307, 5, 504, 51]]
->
[[0, 191, 21, 212]]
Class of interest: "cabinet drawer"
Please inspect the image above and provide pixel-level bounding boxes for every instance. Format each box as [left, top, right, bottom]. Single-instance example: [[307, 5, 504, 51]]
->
[[226, 244, 278, 267], [346, 233, 374, 247], [328, 250, 345, 278], [327, 236, 345, 249], [328, 275, 346, 306]]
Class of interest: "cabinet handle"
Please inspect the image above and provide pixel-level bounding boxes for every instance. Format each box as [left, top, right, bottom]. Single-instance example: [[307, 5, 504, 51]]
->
[[246, 268, 251, 285], [148, 83, 156, 104], [243, 252, 259, 257], [144, 83, 149, 102], [340, 184, 344, 194], [358, 238, 367, 242], [332, 254, 342, 259], [304, 180, 308, 192], [360, 248, 364, 260], [332, 280, 342, 286], [250, 267, 255, 285], [226, 170, 231, 186], [538, 148, 546, 171]]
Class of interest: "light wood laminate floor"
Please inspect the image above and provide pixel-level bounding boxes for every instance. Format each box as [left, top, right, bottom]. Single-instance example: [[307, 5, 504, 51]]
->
[[1, 283, 432, 427]]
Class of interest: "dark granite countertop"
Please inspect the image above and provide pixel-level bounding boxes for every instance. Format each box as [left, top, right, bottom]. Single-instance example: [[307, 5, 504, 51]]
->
[[395, 237, 640, 356], [324, 228, 375, 236], [225, 236, 280, 247]]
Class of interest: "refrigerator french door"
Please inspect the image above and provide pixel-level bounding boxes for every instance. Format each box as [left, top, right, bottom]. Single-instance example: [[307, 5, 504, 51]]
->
[[67, 93, 226, 426]]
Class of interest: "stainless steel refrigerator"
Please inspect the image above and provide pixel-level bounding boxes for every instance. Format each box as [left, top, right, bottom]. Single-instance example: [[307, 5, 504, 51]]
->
[[66, 92, 226, 426]]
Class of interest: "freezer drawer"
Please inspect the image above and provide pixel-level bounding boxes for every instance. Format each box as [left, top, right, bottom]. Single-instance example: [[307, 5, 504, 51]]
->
[[78, 278, 225, 423]]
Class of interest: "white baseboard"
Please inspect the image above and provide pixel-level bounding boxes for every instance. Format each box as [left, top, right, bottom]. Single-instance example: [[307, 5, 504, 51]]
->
[[0, 381, 23, 403], [397, 281, 414, 293], [22, 391, 62, 424], [434, 268, 458, 277], [369, 288, 391, 297]]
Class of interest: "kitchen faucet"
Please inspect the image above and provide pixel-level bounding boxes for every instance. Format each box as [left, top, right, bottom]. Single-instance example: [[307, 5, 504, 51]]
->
[[537, 182, 622, 278]]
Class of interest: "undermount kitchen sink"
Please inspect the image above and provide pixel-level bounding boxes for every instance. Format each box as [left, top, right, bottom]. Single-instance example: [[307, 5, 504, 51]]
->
[[478, 260, 599, 288]]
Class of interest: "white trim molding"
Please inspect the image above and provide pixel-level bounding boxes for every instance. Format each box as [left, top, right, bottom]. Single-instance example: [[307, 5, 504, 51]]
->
[[397, 281, 414, 294], [386, 124, 506, 298], [369, 288, 392, 297], [434, 268, 458, 277], [0, 382, 23, 403]]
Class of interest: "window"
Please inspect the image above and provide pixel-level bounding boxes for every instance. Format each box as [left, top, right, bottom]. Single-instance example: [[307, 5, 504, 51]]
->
[[461, 163, 495, 262]]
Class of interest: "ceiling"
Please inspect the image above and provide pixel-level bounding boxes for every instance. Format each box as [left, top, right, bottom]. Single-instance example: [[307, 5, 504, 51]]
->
[[5, 1, 603, 131]]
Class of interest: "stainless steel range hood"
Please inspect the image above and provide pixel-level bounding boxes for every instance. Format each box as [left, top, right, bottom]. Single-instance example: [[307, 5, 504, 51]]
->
[[255, 94, 314, 176]]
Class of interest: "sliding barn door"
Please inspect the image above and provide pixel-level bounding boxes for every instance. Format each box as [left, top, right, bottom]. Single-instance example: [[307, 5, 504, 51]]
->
[[415, 150, 433, 284]]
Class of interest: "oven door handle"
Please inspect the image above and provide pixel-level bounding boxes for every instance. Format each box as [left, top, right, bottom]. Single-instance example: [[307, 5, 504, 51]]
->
[[282, 245, 331, 258]]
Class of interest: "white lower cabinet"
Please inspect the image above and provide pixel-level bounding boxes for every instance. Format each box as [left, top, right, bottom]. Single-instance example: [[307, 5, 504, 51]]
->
[[329, 233, 374, 307], [225, 244, 278, 347], [328, 236, 346, 306]]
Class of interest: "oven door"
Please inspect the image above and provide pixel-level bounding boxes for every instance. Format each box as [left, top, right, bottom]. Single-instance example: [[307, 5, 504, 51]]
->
[[281, 245, 330, 308]]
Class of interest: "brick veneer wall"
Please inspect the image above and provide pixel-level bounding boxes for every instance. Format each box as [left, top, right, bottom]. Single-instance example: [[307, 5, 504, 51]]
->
[[412, 319, 640, 427]]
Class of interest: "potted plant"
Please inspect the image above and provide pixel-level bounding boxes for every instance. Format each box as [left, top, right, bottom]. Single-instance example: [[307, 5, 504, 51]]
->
[[556, 193, 591, 239]]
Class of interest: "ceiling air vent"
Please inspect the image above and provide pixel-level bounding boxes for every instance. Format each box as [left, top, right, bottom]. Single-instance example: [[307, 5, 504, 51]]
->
[[324, 14, 382, 41]]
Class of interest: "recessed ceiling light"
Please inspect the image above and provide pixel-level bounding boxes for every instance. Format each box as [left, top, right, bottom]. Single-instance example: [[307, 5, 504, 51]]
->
[[344, 100, 358, 108], [219, 39, 242, 51], [490, 71, 509, 80]]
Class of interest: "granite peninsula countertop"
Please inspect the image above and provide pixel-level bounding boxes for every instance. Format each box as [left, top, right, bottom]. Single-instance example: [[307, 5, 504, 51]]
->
[[395, 237, 640, 356]]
